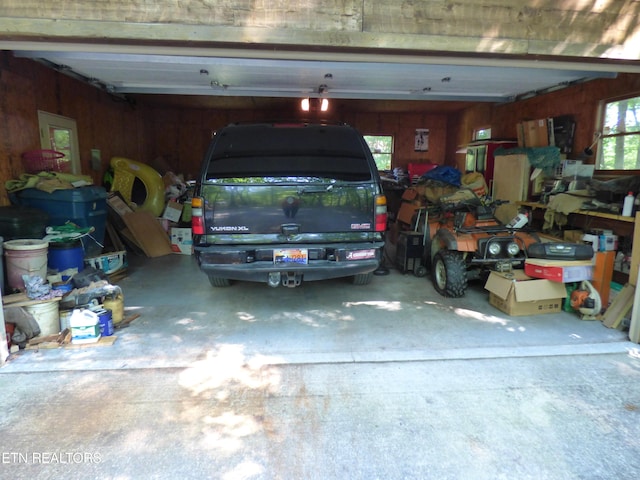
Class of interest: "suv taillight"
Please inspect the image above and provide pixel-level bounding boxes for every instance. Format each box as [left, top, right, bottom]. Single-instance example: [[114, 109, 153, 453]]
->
[[375, 194, 388, 232], [191, 196, 205, 235]]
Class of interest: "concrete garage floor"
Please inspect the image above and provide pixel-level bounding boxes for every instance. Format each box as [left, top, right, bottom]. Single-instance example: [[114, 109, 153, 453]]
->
[[2, 252, 640, 479]]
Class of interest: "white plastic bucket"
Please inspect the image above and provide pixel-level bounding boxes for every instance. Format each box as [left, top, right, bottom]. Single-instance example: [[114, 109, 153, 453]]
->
[[4, 239, 48, 292], [59, 309, 74, 331], [24, 301, 60, 337], [0, 236, 4, 295]]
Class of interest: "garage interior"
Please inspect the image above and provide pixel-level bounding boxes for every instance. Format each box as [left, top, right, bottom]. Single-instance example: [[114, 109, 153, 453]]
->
[[2, 2, 640, 478]]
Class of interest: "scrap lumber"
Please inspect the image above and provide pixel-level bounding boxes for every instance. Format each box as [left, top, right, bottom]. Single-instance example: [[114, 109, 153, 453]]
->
[[122, 211, 173, 257], [630, 283, 640, 344], [107, 269, 128, 284], [602, 283, 634, 329], [105, 220, 127, 252], [26, 328, 71, 349], [26, 331, 118, 349], [3, 293, 61, 308], [115, 313, 140, 329], [64, 336, 117, 348]]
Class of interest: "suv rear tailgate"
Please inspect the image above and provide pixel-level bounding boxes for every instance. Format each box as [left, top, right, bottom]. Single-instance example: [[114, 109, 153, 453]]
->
[[204, 182, 377, 237]]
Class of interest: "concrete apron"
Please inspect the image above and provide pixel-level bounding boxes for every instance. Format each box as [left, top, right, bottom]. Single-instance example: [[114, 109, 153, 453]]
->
[[1, 254, 639, 479]]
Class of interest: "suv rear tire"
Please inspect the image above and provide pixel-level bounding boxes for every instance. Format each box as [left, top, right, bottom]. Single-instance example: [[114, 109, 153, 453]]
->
[[352, 272, 373, 285], [208, 276, 232, 288], [432, 250, 467, 297]]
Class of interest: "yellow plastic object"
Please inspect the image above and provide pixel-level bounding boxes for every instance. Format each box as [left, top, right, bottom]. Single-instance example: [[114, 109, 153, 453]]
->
[[109, 157, 165, 217]]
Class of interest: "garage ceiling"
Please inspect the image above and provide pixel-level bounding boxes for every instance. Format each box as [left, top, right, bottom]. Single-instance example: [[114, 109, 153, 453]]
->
[[12, 48, 622, 108]]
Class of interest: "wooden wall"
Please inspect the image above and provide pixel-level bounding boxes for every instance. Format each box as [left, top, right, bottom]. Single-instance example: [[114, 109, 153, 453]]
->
[[0, 52, 145, 205], [450, 74, 640, 172], [137, 100, 451, 179], [0, 51, 452, 208], [3, 52, 640, 210]]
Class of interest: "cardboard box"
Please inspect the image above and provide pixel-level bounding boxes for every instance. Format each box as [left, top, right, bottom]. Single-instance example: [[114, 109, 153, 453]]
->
[[631, 211, 640, 286], [107, 191, 134, 217], [591, 251, 614, 306], [581, 233, 599, 254], [563, 230, 584, 243], [485, 270, 567, 316], [521, 119, 551, 148], [122, 211, 173, 258], [516, 122, 525, 147], [162, 201, 183, 222], [397, 202, 420, 226], [170, 227, 193, 255], [524, 259, 593, 283], [85, 250, 128, 274], [598, 234, 618, 251]]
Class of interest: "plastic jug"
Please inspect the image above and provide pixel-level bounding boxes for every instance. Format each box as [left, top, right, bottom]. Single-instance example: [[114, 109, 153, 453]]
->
[[69, 309, 100, 344], [622, 192, 634, 217]]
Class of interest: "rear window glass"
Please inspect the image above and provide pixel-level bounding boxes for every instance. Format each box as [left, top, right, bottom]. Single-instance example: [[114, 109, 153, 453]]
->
[[206, 125, 373, 181], [207, 155, 371, 181]]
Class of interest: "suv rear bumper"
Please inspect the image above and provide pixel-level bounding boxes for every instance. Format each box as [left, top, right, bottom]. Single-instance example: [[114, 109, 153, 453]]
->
[[195, 241, 384, 283]]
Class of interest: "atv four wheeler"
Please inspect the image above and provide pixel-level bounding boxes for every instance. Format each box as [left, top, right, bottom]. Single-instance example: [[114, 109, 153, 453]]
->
[[423, 197, 540, 297]]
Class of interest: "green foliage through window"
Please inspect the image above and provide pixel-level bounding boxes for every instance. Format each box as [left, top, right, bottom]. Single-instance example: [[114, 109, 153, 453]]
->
[[474, 128, 491, 141], [363, 135, 393, 170], [598, 95, 640, 170]]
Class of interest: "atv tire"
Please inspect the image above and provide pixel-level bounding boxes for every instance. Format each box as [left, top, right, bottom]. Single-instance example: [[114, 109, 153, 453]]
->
[[432, 250, 467, 297]]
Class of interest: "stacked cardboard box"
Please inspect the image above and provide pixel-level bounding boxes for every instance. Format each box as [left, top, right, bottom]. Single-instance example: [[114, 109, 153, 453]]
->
[[516, 115, 575, 152], [524, 259, 593, 283], [516, 118, 553, 148]]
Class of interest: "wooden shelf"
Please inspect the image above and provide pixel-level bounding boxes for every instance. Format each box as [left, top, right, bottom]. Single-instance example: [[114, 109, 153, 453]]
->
[[517, 201, 635, 223], [519, 201, 640, 287]]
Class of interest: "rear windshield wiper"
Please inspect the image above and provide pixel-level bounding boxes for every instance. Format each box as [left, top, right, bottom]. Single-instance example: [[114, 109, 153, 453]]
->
[[297, 184, 338, 194]]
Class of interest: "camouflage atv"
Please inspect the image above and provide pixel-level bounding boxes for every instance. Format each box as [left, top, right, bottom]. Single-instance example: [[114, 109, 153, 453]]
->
[[423, 197, 540, 297]]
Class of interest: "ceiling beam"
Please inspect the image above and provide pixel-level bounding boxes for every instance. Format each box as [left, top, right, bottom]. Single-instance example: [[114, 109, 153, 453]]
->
[[1, 0, 640, 63]]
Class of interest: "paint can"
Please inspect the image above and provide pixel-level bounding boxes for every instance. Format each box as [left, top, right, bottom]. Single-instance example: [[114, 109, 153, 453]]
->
[[95, 308, 114, 337]]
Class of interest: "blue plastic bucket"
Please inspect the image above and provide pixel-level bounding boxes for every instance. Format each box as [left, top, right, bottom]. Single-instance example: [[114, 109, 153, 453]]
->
[[48, 240, 85, 273]]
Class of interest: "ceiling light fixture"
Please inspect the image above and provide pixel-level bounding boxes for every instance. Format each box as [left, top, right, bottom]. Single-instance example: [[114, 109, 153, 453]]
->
[[300, 97, 329, 112], [210, 80, 227, 89]]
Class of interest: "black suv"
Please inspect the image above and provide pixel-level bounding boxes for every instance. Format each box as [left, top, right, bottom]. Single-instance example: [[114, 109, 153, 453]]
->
[[192, 122, 388, 288]]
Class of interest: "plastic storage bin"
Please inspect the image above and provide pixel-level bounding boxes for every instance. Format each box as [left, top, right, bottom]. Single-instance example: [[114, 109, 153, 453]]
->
[[0, 206, 49, 240], [10, 186, 108, 256]]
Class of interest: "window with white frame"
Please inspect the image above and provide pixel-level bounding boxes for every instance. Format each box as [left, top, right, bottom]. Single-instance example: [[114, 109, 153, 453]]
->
[[363, 135, 393, 171], [598, 95, 640, 170], [473, 127, 492, 141]]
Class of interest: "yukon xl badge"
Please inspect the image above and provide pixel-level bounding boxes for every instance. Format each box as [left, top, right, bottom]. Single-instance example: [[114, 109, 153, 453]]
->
[[350, 223, 371, 230], [210, 225, 250, 232]]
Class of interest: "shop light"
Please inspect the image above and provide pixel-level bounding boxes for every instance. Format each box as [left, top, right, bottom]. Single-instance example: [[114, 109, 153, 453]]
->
[[300, 98, 329, 112]]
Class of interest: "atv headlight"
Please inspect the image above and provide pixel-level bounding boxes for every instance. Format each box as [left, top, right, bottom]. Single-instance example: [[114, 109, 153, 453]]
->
[[507, 242, 520, 256], [488, 243, 502, 256]]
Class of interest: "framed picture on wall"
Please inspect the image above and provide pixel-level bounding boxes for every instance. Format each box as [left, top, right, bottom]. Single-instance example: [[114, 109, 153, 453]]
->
[[415, 129, 429, 151]]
